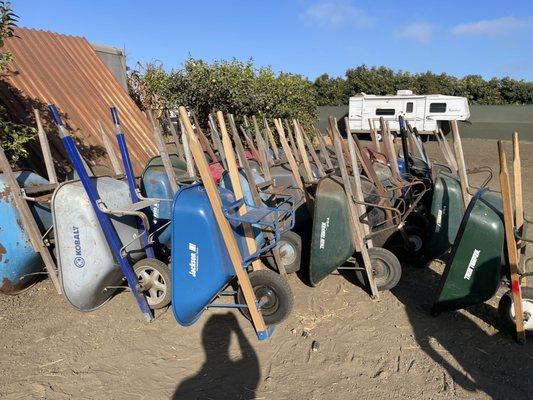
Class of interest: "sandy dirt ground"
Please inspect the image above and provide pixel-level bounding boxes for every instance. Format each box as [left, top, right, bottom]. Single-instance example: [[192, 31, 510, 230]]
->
[[1, 138, 532, 400]]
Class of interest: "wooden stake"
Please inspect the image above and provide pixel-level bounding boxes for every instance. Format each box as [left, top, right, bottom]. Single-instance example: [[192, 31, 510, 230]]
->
[[34, 109, 58, 184], [179, 118, 196, 179], [368, 119, 381, 152], [450, 120, 470, 207], [314, 126, 334, 170], [179, 106, 267, 334], [217, 112, 263, 272], [191, 111, 218, 162], [147, 110, 179, 193], [332, 129, 379, 299], [208, 114, 228, 170], [438, 129, 459, 174], [293, 119, 314, 182], [273, 119, 307, 197], [284, 119, 300, 163], [513, 132, 524, 234], [299, 122, 326, 177], [263, 117, 280, 159], [165, 112, 185, 160], [0, 144, 61, 294], [97, 121, 123, 176], [498, 141, 526, 344]]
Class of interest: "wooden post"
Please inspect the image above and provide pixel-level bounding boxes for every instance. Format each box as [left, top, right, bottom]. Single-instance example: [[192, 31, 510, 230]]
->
[[208, 114, 228, 170], [299, 122, 326, 177], [439, 129, 459, 174], [380, 120, 402, 198], [314, 126, 334, 170], [450, 120, 470, 207], [217, 112, 263, 272], [191, 111, 218, 162], [434, 129, 455, 172], [293, 119, 314, 182], [97, 121, 123, 176], [179, 118, 196, 179], [513, 132, 524, 233], [263, 117, 280, 159], [498, 141, 526, 344], [0, 145, 61, 294], [238, 125, 261, 161], [147, 110, 179, 193], [273, 119, 309, 205], [368, 119, 381, 152], [34, 109, 58, 184], [332, 129, 379, 299], [252, 116, 273, 166], [165, 112, 185, 160], [178, 106, 268, 334], [347, 133, 372, 244], [284, 119, 300, 163]]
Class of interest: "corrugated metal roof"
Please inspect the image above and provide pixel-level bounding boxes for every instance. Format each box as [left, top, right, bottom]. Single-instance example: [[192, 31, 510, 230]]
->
[[0, 27, 156, 175]]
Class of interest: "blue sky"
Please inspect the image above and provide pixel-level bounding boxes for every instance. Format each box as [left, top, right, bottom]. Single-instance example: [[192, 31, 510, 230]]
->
[[14, 0, 533, 80]]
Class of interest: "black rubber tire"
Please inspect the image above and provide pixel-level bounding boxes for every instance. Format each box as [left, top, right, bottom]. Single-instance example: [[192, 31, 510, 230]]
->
[[237, 269, 294, 325], [498, 287, 533, 335], [403, 225, 427, 267], [355, 247, 402, 291], [133, 259, 171, 310], [264, 231, 302, 274]]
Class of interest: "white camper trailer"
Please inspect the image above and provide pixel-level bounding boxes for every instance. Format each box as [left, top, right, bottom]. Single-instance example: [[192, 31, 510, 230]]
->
[[348, 90, 470, 133]]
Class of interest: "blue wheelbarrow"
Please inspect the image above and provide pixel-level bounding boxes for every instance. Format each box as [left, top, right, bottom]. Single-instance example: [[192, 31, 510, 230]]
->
[[0, 171, 53, 294]]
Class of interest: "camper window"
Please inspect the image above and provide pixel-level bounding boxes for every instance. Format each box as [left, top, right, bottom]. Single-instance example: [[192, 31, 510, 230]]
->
[[406, 102, 413, 113], [376, 108, 395, 116], [429, 102, 446, 113]]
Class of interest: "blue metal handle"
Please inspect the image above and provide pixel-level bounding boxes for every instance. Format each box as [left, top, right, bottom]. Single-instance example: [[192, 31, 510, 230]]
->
[[48, 104, 62, 126], [110, 106, 120, 125], [110, 107, 155, 259]]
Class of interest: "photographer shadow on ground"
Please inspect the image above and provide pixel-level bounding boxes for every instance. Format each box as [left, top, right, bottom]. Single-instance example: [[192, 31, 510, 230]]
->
[[392, 261, 533, 399], [173, 312, 260, 400]]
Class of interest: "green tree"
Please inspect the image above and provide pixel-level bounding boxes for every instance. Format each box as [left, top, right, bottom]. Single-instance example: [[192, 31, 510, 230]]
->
[[0, 1, 37, 162]]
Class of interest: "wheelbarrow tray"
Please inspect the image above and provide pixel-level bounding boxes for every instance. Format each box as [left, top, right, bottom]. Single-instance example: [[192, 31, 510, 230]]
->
[[171, 184, 247, 326], [432, 188, 504, 314], [309, 176, 356, 286], [52, 177, 143, 311], [0, 171, 52, 294], [140, 164, 189, 247], [145, 154, 188, 171], [424, 173, 463, 261]]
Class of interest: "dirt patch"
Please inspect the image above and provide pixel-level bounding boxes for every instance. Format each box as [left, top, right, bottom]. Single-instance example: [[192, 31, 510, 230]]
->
[[0, 139, 532, 400]]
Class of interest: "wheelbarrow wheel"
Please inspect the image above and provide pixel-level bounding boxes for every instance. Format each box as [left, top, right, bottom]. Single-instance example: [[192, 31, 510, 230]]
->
[[264, 231, 302, 274], [355, 247, 402, 291], [237, 269, 294, 325], [498, 287, 533, 334], [133, 259, 171, 310]]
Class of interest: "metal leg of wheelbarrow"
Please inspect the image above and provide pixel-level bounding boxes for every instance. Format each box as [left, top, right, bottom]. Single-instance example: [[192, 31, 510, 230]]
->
[[499, 141, 526, 344], [180, 106, 271, 340], [49, 105, 153, 322]]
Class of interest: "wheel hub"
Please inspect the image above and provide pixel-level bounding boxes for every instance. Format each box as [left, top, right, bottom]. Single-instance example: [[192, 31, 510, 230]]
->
[[280, 240, 296, 265], [136, 267, 167, 306], [511, 298, 533, 330], [254, 285, 278, 316]]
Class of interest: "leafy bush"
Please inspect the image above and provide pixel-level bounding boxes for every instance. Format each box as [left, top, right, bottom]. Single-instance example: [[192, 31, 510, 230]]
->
[[129, 58, 318, 124]]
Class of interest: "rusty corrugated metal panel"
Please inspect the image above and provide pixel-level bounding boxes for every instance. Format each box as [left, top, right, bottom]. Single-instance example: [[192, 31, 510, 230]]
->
[[0, 27, 157, 175]]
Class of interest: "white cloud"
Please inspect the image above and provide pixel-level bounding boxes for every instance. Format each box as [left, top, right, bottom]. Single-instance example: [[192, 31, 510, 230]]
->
[[302, 1, 371, 29], [451, 17, 530, 36], [396, 22, 435, 43]]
